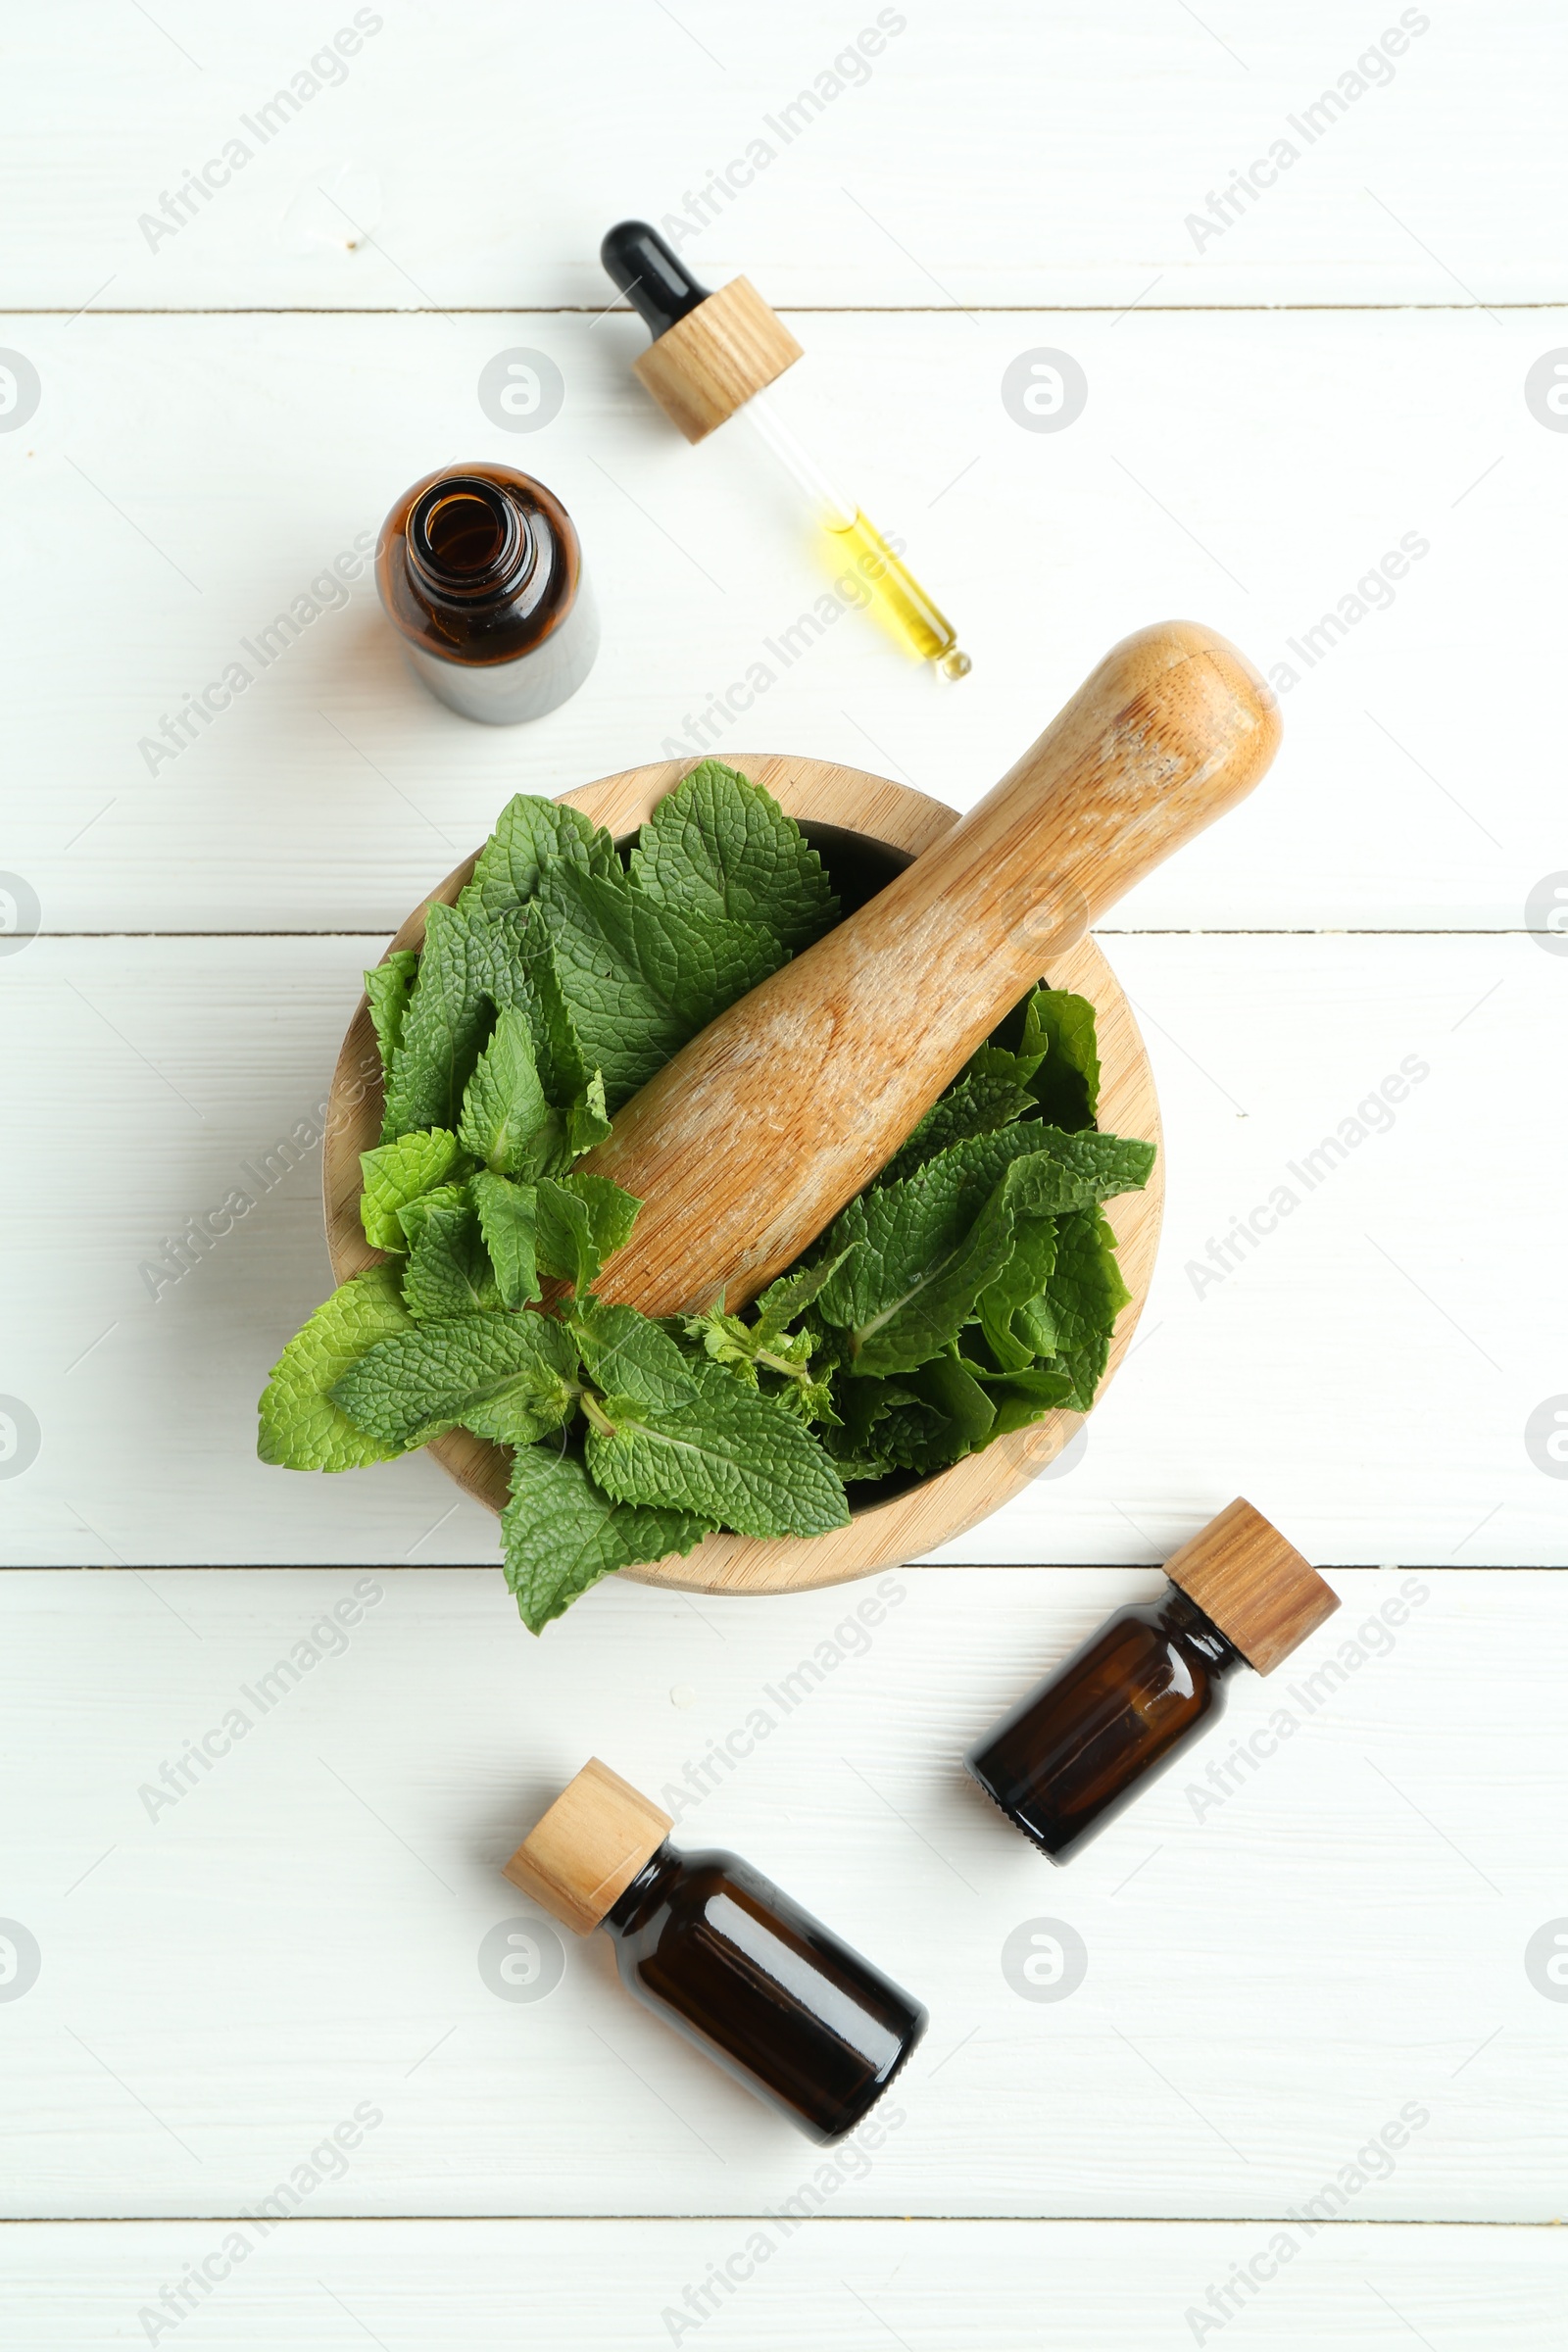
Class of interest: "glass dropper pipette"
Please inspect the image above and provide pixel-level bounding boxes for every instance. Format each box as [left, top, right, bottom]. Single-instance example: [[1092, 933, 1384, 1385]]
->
[[602, 220, 970, 680], [737, 385, 971, 678]]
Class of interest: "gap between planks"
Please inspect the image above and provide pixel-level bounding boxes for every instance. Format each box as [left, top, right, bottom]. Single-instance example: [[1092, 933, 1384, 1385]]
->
[[6, 302, 1564, 318], [0, 2212, 1551, 2230], [16, 929, 1547, 941], [3, 1560, 1547, 1575]]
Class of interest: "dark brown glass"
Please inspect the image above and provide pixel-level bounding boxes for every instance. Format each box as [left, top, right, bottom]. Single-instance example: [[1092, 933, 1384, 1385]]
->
[[603, 1841, 926, 2142], [375, 461, 597, 722], [966, 1584, 1244, 1862]]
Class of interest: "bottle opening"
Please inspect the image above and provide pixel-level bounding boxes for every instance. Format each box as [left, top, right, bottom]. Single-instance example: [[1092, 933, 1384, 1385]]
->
[[408, 476, 527, 598]]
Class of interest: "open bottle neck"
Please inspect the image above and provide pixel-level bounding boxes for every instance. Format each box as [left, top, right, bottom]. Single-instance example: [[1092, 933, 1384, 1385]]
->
[[405, 474, 536, 608]]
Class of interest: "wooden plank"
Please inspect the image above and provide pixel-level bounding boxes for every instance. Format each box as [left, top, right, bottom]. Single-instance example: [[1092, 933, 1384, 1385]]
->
[[0, 931, 1559, 1568], [0, 2217, 1562, 2347], [0, 1564, 1562, 2217], [0, 307, 1556, 933], [3, 1, 1563, 307]]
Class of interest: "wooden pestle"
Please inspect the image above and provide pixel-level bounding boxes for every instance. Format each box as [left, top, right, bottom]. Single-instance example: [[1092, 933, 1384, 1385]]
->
[[583, 619, 1280, 1317]]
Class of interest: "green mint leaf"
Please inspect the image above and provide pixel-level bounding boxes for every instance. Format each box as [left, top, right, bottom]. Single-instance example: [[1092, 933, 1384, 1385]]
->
[[359, 1129, 466, 1252], [585, 1362, 850, 1538], [383, 903, 583, 1142], [1001, 1129, 1155, 1217], [539, 863, 789, 1110], [331, 1311, 580, 1449], [1013, 1293, 1059, 1357], [879, 1074, 1037, 1187], [1017, 988, 1052, 1064], [493, 917, 592, 1109], [501, 1444, 709, 1634], [966, 1042, 1041, 1087], [557, 1169, 640, 1258], [977, 1289, 1036, 1377], [534, 1175, 601, 1295], [818, 1377, 917, 1482], [872, 1395, 965, 1478], [906, 1353, 996, 1450], [466, 792, 617, 917], [395, 1180, 468, 1251], [976, 1212, 1060, 1373], [457, 1008, 551, 1175], [816, 1148, 1018, 1376], [470, 1170, 541, 1310], [1047, 1208, 1132, 1352], [381, 901, 509, 1141], [365, 949, 419, 1071], [752, 1247, 856, 1346], [504, 1073, 615, 1190], [990, 1213, 1060, 1307], [980, 1362, 1077, 1438], [565, 1070, 612, 1157], [821, 1444, 895, 1483], [258, 1266, 415, 1471], [1028, 988, 1102, 1131], [1055, 1337, 1111, 1415], [963, 984, 1051, 1088], [628, 760, 837, 953], [402, 1200, 500, 1319], [575, 1300, 701, 1412]]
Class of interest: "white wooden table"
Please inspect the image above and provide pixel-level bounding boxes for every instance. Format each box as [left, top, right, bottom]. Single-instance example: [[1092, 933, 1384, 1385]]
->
[[3, 4, 1565, 2342]]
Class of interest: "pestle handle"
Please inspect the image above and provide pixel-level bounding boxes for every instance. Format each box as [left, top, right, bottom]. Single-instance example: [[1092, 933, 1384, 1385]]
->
[[584, 619, 1280, 1316]]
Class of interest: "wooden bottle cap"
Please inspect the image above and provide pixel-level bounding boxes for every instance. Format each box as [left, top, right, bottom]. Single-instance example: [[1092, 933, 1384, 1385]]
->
[[502, 1758, 672, 1936], [1164, 1498, 1338, 1676], [632, 276, 804, 443]]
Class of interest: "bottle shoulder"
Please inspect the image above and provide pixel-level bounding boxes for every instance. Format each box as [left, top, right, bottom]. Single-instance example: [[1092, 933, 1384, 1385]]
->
[[657, 1847, 770, 1915], [1047, 1600, 1232, 1723], [1103, 1591, 1240, 1680], [607, 1844, 803, 1949]]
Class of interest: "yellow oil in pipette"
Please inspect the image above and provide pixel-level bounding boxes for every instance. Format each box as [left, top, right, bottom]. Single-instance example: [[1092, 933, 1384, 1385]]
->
[[820, 508, 971, 678], [743, 387, 971, 680]]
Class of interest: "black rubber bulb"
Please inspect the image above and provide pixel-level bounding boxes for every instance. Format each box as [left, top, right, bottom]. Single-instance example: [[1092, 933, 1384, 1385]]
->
[[600, 220, 711, 340]]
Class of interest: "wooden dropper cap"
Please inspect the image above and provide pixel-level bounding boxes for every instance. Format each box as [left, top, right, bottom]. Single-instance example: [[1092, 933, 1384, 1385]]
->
[[1164, 1498, 1339, 1676], [603, 218, 803, 444], [503, 1758, 672, 1936]]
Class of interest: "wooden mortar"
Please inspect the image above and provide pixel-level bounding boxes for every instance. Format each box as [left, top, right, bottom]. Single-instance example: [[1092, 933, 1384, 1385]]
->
[[325, 619, 1278, 1595]]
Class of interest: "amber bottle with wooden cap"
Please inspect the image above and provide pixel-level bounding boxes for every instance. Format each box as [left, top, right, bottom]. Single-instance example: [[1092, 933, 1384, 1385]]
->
[[966, 1499, 1339, 1863], [375, 461, 598, 723], [505, 1759, 926, 2141]]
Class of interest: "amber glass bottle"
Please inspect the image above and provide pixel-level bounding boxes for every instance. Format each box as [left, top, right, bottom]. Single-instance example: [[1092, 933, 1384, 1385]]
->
[[505, 1760, 926, 2141], [375, 462, 598, 723], [967, 1498, 1339, 1863]]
